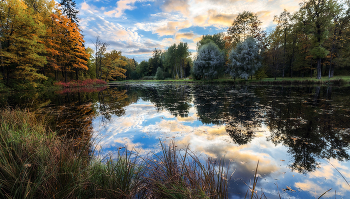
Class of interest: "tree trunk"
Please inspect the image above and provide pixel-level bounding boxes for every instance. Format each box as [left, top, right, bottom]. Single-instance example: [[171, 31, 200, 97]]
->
[[317, 58, 321, 79], [0, 40, 4, 82], [64, 68, 67, 83], [6, 65, 9, 85], [75, 68, 79, 80]]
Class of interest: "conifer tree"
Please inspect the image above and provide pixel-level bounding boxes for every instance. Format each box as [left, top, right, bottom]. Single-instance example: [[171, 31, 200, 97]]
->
[[228, 37, 262, 80], [193, 42, 225, 80]]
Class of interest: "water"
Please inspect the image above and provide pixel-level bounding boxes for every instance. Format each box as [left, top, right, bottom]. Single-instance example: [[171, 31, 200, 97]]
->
[[1, 83, 350, 198]]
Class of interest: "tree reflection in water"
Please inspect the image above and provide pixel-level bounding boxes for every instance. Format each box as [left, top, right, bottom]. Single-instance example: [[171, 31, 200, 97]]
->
[[1, 84, 350, 175]]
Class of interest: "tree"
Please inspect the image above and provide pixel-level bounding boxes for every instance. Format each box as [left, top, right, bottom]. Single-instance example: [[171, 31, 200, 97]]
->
[[59, 0, 79, 24], [193, 42, 225, 80], [93, 36, 108, 80], [50, 10, 88, 82], [197, 33, 226, 51], [155, 67, 164, 80], [299, 0, 339, 79], [148, 48, 162, 76], [274, 9, 292, 77], [326, 0, 350, 77], [227, 11, 266, 50], [0, 0, 47, 87], [100, 50, 127, 81], [85, 47, 95, 79], [228, 37, 262, 80]]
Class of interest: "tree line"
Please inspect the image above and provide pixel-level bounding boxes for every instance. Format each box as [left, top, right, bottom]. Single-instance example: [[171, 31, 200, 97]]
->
[[192, 0, 350, 81], [2, 0, 350, 88]]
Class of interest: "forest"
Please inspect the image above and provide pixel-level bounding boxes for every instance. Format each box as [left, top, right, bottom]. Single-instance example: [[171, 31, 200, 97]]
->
[[1, 0, 350, 89]]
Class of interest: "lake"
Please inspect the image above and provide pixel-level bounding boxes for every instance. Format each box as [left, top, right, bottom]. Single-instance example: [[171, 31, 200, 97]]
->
[[1, 83, 350, 198]]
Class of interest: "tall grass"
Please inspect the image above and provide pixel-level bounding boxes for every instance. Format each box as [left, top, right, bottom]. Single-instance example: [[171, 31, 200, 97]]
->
[[143, 141, 229, 198], [0, 109, 90, 198], [0, 109, 230, 198]]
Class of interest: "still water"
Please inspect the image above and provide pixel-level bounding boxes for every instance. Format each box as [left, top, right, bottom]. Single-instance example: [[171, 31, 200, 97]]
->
[[1, 83, 350, 198]]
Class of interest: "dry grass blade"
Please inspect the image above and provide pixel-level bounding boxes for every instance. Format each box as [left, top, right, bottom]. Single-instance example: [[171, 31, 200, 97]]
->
[[250, 160, 259, 199], [327, 160, 350, 187], [318, 188, 332, 199]]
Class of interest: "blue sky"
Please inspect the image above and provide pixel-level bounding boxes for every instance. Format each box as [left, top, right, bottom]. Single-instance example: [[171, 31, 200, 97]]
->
[[77, 0, 302, 62]]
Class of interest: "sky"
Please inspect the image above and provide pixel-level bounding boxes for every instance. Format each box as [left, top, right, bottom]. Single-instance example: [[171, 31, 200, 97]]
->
[[77, 0, 303, 63]]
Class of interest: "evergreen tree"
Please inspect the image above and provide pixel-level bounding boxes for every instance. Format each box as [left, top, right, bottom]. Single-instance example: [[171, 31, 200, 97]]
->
[[193, 42, 225, 80], [228, 37, 262, 80], [59, 0, 79, 24]]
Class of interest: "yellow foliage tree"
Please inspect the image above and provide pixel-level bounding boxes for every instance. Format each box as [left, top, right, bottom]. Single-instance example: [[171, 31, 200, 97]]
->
[[0, 0, 47, 87], [101, 50, 127, 81]]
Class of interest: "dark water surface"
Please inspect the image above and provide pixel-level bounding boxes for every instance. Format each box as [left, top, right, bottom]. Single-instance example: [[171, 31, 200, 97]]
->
[[1, 83, 350, 198]]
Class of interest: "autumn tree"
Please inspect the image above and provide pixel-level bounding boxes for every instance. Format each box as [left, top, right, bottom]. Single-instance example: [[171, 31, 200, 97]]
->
[[47, 9, 88, 82], [100, 50, 127, 81], [0, 0, 47, 87]]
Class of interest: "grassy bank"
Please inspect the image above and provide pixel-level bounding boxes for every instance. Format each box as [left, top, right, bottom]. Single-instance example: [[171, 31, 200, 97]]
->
[[111, 76, 350, 86], [0, 109, 231, 198]]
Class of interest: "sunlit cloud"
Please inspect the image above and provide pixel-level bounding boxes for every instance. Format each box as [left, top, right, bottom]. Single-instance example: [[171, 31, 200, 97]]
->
[[175, 32, 197, 40], [162, 0, 190, 16]]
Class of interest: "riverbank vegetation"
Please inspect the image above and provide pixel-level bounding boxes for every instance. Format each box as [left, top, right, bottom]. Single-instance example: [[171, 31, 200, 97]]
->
[[0, 109, 232, 198]]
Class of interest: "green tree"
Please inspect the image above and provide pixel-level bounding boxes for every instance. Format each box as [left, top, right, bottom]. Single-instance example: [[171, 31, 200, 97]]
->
[[273, 9, 292, 77], [227, 11, 266, 50], [193, 42, 225, 80], [300, 0, 339, 79], [86, 47, 96, 79]]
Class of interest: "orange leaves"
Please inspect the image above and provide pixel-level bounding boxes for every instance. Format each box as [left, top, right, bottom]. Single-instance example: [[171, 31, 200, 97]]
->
[[43, 5, 88, 73]]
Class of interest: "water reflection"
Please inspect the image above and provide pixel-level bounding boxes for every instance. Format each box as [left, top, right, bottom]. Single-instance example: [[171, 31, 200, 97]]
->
[[1, 84, 350, 198]]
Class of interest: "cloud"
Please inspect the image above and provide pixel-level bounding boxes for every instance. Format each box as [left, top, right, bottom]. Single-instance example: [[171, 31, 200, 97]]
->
[[162, 0, 190, 16], [127, 48, 154, 54], [155, 20, 192, 36], [193, 15, 208, 26], [104, 0, 154, 17], [295, 180, 332, 198], [208, 9, 237, 27], [116, 29, 129, 37], [175, 32, 196, 40]]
